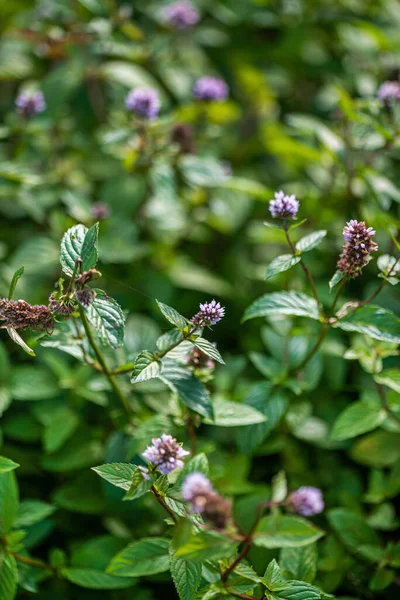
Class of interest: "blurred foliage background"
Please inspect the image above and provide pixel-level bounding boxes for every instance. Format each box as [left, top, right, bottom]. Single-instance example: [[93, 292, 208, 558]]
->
[[0, 0, 400, 598]]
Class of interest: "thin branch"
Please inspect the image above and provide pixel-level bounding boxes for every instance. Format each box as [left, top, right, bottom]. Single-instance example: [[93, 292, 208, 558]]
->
[[11, 552, 56, 571], [151, 485, 178, 524]]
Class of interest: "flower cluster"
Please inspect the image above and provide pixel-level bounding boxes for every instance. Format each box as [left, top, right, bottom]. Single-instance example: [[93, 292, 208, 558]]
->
[[182, 472, 231, 528], [163, 1, 200, 29], [377, 81, 400, 103], [269, 191, 299, 219], [191, 300, 225, 327], [75, 289, 95, 308], [15, 91, 46, 118], [0, 298, 54, 332], [142, 434, 189, 475], [289, 486, 324, 517], [183, 345, 215, 369], [193, 76, 229, 102], [125, 88, 160, 120], [337, 219, 378, 278]]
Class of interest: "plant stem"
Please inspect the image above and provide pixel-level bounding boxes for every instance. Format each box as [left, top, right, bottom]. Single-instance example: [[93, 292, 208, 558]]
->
[[330, 278, 347, 315], [187, 414, 197, 455], [154, 326, 198, 361], [151, 485, 178, 524], [288, 323, 329, 375], [375, 381, 400, 426], [11, 552, 55, 571], [78, 306, 132, 416], [283, 225, 324, 315]]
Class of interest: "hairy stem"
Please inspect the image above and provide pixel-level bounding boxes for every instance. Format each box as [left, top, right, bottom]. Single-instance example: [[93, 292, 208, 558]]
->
[[151, 485, 178, 524], [78, 306, 132, 416]]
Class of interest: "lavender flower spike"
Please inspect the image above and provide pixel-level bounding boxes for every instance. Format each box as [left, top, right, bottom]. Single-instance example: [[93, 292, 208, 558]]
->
[[337, 219, 378, 278], [377, 81, 400, 103], [182, 472, 214, 512], [15, 91, 46, 118], [142, 434, 189, 475], [193, 76, 229, 102], [289, 486, 324, 516], [191, 299, 225, 327], [125, 88, 160, 120], [269, 190, 299, 219], [163, 1, 200, 29]]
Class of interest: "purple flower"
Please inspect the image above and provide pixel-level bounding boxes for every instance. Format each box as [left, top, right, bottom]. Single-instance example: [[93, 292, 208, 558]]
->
[[142, 434, 189, 475], [163, 1, 200, 29], [337, 220, 378, 278], [289, 486, 324, 517], [193, 76, 229, 102], [377, 81, 400, 103], [15, 91, 46, 118], [125, 88, 160, 120], [138, 466, 150, 481], [182, 472, 214, 512], [75, 289, 94, 308], [269, 191, 299, 219], [0, 298, 54, 333], [91, 202, 111, 221], [183, 345, 215, 369], [191, 300, 225, 327]]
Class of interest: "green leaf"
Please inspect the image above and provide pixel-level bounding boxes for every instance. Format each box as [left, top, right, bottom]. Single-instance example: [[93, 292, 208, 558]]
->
[[262, 559, 282, 589], [123, 468, 153, 501], [11, 367, 58, 401], [0, 472, 19, 535], [43, 407, 79, 454], [131, 351, 161, 384], [265, 255, 301, 281], [62, 568, 135, 589], [169, 545, 202, 600], [295, 230, 327, 253], [160, 361, 213, 419], [328, 508, 381, 553], [85, 289, 125, 348], [243, 292, 320, 322], [369, 567, 395, 591], [6, 327, 35, 357], [15, 500, 55, 527], [279, 544, 317, 583], [8, 267, 24, 300], [276, 580, 321, 600], [175, 530, 237, 562], [0, 554, 17, 600], [351, 431, 400, 467], [329, 271, 346, 291], [375, 369, 400, 394], [254, 516, 323, 548], [107, 538, 170, 577], [60, 223, 99, 277], [271, 471, 287, 503], [335, 305, 400, 343], [92, 463, 137, 491], [156, 301, 188, 330], [180, 155, 228, 187], [193, 337, 224, 364], [0, 457, 19, 474], [204, 397, 267, 427], [330, 400, 386, 441]]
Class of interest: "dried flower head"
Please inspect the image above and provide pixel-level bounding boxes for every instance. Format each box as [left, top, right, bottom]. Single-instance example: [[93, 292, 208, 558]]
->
[[125, 88, 160, 120], [15, 91, 46, 118], [181, 471, 231, 527], [142, 434, 189, 475], [191, 300, 225, 327], [0, 299, 54, 333], [337, 219, 378, 278], [91, 202, 111, 220], [183, 345, 215, 369], [48, 292, 74, 318], [170, 123, 195, 154], [163, 1, 200, 29], [269, 191, 299, 219], [193, 76, 229, 102], [377, 81, 400, 103], [289, 486, 324, 517], [75, 289, 95, 308]]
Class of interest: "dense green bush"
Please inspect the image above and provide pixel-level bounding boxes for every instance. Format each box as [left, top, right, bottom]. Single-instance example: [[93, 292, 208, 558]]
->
[[0, 1, 399, 599]]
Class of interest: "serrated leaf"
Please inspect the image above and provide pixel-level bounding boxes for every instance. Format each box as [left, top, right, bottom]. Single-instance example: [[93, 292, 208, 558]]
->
[[0, 554, 17, 600], [0, 457, 19, 474], [131, 350, 161, 383], [329, 271, 345, 291], [243, 292, 320, 322], [330, 400, 386, 441], [62, 567, 135, 589], [123, 469, 152, 501], [15, 500, 55, 527], [328, 508, 381, 553], [254, 516, 323, 548], [175, 530, 237, 562], [107, 538, 170, 577], [335, 305, 400, 343], [169, 545, 202, 600], [280, 544, 317, 583], [276, 580, 321, 600], [204, 397, 267, 427], [8, 267, 24, 300], [85, 289, 125, 348], [160, 361, 213, 419], [193, 337, 224, 364], [262, 559, 282, 589], [6, 327, 35, 357], [60, 223, 99, 277], [92, 463, 137, 491], [156, 301, 188, 330], [375, 369, 400, 394], [295, 230, 327, 253], [265, 255, 301, 280]]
